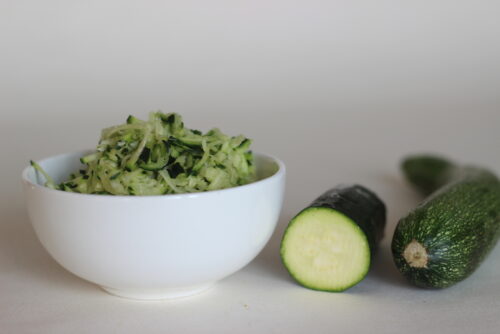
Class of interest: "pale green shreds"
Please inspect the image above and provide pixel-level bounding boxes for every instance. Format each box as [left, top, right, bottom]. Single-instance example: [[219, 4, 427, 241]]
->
[[31, 111, 256, 195]]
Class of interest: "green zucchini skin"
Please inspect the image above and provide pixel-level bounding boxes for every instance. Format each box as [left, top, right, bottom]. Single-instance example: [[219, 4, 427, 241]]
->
[[392, 155, 500, 288], [309, 184, 387, 253], [401, 156, 456, 196]]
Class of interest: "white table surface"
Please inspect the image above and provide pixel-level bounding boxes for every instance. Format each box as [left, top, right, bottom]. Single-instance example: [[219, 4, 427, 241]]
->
[[2, 109, 499, 334], [1, 2, 500, 333]]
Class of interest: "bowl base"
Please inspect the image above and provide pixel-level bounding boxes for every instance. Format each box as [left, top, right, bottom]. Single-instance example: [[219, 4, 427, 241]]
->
[[100, 283, 214, 300]]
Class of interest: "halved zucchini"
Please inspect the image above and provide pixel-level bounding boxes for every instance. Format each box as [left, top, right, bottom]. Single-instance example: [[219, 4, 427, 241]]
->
[[280, 185, 386, 292]]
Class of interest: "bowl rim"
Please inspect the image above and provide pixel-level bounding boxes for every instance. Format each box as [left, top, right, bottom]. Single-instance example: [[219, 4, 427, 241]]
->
[[22, 149, 286, 200]]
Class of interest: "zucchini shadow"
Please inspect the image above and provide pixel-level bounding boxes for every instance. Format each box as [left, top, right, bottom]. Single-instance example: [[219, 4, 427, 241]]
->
[[367, 241, 410, 288]]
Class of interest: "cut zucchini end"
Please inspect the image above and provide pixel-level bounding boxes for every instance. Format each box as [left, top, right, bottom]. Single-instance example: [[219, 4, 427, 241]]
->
[[280, 207, 371, 292]]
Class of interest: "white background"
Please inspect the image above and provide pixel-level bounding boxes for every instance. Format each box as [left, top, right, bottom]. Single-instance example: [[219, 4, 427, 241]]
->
[[1, 1, 500, 333]]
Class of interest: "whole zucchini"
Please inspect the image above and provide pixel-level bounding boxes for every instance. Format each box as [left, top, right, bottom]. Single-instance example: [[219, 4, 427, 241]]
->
[[392, 155, 500, 288], [280, 185, 386, 292]]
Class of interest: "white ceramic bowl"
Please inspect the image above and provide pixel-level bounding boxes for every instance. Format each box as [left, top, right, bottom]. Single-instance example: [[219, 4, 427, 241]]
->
[[22, 150, 285, 300]]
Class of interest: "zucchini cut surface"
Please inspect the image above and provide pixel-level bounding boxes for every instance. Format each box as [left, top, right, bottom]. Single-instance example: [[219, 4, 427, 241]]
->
[[281, 207, 370, 292]]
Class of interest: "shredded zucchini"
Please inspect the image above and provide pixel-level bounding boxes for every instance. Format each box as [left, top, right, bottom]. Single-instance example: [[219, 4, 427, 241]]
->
[[33, 112, 256, 195]]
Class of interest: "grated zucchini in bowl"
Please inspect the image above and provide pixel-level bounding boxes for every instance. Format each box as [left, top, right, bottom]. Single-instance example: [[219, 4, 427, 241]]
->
[[32, 112, 256, 195]]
